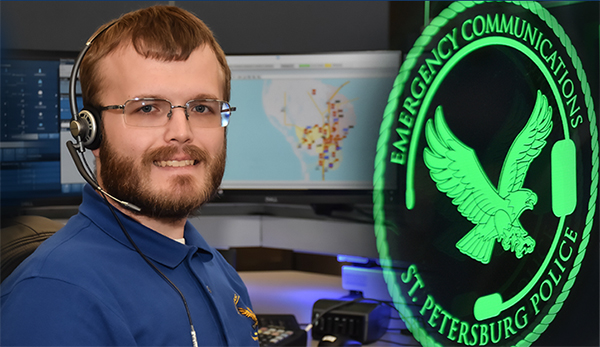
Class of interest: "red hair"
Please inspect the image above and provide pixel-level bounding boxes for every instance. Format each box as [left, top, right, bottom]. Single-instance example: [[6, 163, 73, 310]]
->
[[80, 5, 231, 108]]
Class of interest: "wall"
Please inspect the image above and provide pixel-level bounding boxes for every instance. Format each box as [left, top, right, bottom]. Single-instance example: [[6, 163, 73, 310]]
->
[[1, 1, 390, 55]]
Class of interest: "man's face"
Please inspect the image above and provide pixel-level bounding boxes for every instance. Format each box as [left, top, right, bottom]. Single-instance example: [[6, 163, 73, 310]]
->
[[93, 44, 226, 221]]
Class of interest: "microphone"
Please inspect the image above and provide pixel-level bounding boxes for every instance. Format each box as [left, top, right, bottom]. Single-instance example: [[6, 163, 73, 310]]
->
[[66, 141, 142, 212]]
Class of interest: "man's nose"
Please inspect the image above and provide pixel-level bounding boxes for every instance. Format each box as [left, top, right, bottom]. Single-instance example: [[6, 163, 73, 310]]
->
[[170, 105, 188, 119], [164, 106, 193, 143]]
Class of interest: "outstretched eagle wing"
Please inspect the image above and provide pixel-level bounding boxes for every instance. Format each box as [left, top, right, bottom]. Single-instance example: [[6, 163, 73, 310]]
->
[[424, 106, 504, 225], [498, 90, 553, 197], [424, 106, 507, 264]]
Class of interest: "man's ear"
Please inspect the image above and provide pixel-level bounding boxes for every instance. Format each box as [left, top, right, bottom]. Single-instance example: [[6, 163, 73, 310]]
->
[[92, 148, 100, 158]]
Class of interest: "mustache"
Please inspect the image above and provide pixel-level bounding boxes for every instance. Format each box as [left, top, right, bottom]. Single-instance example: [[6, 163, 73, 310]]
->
[[141, 145, 209, 166]]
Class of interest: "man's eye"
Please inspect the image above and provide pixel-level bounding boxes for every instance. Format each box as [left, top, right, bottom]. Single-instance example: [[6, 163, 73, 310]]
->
[[193, 105, 208, 113], [140, 105, 154, 113]]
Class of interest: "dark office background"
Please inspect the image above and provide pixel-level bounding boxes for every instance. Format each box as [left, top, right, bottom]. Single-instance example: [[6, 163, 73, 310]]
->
[[1, 1, 391, 55], [2, 1, 595, 96], [0, 2, 461, 57], [1, 2, 598, 346]]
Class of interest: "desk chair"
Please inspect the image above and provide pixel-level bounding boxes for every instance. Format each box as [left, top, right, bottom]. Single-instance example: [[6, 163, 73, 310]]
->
[[1, 215, 64, 282]]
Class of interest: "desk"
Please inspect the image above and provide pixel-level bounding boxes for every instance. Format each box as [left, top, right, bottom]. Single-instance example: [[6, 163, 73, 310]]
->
[[239, 271, 419, 347]]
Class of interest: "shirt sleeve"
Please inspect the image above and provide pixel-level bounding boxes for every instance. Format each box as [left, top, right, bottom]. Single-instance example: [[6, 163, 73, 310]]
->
[[1, 277, 137, 346]]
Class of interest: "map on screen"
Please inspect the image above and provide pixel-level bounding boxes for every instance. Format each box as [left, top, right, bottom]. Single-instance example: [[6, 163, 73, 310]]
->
[[222, 51, 401, 190]]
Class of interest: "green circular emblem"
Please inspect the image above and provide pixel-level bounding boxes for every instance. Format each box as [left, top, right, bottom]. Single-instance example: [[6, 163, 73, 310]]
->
[[374, 1, 598, 346]]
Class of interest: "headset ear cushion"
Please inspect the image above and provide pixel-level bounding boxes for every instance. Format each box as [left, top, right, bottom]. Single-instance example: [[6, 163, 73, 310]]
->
[[75, 107, 102, 150]]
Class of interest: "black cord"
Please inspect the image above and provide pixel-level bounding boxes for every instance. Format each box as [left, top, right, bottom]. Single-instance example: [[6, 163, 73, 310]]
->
[[99, 191, 199, 347]]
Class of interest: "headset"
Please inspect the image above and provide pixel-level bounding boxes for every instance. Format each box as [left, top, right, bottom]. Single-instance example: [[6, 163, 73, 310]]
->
[[67, 22, 199, 347], [67, 23, 109, 150], [66, 21, 141, 212]]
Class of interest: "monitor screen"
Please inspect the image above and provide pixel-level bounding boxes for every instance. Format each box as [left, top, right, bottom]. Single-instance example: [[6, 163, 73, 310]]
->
[[218, 51, 401, 207], [1, 56, 74, 212]]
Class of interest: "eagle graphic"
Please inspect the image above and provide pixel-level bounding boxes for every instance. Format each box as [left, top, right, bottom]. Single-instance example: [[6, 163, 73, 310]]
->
[[423, 90, 553, 264]]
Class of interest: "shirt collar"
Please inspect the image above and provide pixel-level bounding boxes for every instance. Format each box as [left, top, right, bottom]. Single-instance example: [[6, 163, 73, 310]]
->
[[79, 184, 214, 268]]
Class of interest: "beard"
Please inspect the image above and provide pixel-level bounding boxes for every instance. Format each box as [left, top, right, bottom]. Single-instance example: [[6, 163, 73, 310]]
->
[[98, 139, 225, 223]]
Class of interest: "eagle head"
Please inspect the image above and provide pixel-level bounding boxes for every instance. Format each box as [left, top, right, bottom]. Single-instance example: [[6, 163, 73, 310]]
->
[[508, 189, 538, 216]]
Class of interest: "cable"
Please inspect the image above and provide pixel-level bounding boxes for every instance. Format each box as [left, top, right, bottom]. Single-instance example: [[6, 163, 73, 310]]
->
[[100, 192, 198, 347], [71, 142, 197, 345]]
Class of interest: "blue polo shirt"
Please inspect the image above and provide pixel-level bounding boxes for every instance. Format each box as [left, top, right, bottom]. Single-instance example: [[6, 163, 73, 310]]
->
[[1, 185, 260, 346]]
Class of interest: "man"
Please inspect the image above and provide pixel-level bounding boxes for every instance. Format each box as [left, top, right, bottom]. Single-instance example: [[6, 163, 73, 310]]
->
[[1, 5, 259, 346]]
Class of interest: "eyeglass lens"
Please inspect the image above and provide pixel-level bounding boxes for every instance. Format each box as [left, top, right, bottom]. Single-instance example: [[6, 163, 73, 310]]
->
[[123, 99, 231, 128]]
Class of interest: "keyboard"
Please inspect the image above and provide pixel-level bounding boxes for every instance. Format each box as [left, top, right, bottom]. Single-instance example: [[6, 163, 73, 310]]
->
[[256, 314, 307, 347]]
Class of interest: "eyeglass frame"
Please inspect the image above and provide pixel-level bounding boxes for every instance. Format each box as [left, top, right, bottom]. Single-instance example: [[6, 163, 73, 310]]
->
[[99, 97, 236, 128]]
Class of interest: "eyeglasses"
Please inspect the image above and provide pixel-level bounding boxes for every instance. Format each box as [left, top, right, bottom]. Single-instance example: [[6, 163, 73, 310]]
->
[[100, 98, 236, 128]]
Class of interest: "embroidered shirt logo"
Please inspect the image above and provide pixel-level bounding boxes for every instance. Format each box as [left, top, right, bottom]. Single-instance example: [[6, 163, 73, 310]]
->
[[234, 293, 259, 341]]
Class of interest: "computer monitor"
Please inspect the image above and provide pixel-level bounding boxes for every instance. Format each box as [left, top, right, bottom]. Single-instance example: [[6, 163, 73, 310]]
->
[[1, 51, 83, 214], [217, 51, 401, 212]]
